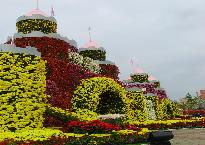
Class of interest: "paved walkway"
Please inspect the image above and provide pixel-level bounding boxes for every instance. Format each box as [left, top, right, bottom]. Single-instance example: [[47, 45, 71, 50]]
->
[[170, 128, 205, 145]]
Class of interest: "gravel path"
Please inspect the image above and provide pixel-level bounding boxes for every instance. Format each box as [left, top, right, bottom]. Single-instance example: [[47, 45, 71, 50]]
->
[[170, 128, 205, 145]]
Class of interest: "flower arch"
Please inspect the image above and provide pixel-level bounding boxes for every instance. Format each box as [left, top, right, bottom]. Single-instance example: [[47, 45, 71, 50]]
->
[[71, 77, 129, 114]]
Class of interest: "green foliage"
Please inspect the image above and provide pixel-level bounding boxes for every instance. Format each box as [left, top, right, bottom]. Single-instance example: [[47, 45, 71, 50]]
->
[[150, 80, 160, 88], [178, 93, 205, 110], [159, 98, 181, 119], [45, 104, 78, 122], [79, 50, 106, 61], [46, 105, 97, 122], [130, 73, 149, 83]]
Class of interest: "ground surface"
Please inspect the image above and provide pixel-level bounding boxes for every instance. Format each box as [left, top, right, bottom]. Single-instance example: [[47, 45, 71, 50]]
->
[[170, 128, 205, 145]]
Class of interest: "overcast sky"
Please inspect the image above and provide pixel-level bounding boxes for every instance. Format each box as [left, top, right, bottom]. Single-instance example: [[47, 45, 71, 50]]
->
[[0, 0, 205, 100]]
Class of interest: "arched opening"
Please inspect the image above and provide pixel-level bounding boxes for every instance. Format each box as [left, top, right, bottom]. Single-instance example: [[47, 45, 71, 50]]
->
[[96, 91, 125, 115], [72, 77, 129, 114]]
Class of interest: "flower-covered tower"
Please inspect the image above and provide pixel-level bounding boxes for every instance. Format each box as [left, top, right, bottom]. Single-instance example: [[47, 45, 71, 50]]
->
[[16, 8, 57, 34], [123, 72, 168, 100], [12, 8, 99, 110], [79, 41, 120, 80]]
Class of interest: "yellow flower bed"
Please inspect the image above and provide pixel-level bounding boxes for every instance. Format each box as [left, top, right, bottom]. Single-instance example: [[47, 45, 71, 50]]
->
[[0, 129, 63, 142], [114, 128, 150, 135], [0, 128, 150, 143], [128, 118, 205, 127]]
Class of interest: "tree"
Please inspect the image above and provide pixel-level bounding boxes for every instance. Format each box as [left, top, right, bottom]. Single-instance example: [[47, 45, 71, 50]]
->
[[178, 93, 205, 110]]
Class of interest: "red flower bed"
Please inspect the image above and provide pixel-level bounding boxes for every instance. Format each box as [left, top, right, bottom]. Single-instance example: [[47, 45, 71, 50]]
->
[[67, 120, 121, 134], [183, 110, 205, 117], [124, 125, 142, 131]]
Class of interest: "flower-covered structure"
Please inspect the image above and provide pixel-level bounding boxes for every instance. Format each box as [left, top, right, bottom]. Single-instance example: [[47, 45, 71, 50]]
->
[[0, 7, 178, 136], [13, 9, 100, 110], [72, 77, 129, 114], [79, 41, 120, 80], [0, 45, 47, 132], [123, 73, 168, 100]]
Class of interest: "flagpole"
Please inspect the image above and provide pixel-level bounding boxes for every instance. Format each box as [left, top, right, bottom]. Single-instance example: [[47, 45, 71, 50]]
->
[[37, 0, 39, 9], [89, 27, 92, 42], [51, 5, 55, 16]]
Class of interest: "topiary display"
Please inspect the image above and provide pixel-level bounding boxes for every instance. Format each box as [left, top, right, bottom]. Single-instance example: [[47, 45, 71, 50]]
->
[[126, 90, 147, 122], [159, 98, 180, 119], [72, 77, 129, 114], [0, 52, 47, 132]]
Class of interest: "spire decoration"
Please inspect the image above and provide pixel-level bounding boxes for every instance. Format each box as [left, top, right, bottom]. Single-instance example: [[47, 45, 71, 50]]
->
[[36, 0, 39, 9], [88, 26, 92, 42], [51, 6, 55, 17], [129, 57, 142, 73]]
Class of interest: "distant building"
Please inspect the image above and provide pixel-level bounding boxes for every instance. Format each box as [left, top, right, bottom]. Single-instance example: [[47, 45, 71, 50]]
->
[[200, 90, 205, 100]]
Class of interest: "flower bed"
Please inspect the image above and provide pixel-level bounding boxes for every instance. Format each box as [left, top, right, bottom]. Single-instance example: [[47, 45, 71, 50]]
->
[[183, 110, 205, 117], [127, 118, 205, 130], [0, 128, 150, 145]]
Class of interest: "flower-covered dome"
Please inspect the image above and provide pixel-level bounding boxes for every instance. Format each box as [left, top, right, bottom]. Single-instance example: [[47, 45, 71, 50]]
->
[[79, 40, 106, 61], [16, 8, 57, 34]]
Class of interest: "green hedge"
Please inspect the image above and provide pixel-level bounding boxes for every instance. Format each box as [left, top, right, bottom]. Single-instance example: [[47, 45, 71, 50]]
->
[[79, 50, 106, 61]]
